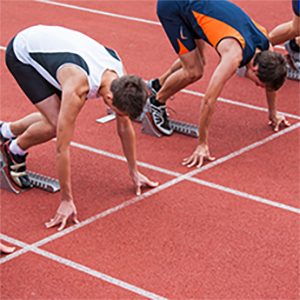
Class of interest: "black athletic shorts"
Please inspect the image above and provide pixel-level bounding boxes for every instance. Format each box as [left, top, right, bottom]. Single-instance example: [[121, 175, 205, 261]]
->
[[5, 36, 62, 104]]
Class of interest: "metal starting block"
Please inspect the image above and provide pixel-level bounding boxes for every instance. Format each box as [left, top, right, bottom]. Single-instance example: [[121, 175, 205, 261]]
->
[[0, 148, 60, 194], [28, 171, 60, 193], [287, 64, 300, 81], [105, 105, 199, 138]]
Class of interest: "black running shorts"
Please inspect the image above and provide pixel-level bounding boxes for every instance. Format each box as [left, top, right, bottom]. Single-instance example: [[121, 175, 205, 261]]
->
[[5, 36, 61, 104]]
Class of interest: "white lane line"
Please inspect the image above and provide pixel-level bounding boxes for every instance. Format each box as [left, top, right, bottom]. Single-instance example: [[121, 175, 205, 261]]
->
[[70, 141, 181, 177], [0, 235, 168, 300], [71, 122, 300, 179], [34, 247, 169, 300], [1, 126, 299, 274], [189, 177, 300, 214], [34, 0, 161, 25], [182, 89, 300, 120]]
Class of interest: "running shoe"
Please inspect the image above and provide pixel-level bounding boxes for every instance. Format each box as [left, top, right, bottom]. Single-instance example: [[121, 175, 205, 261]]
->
[[149, 95, 173, 136], [285, 40, 300, 70], [2, 141, 31, 188], [147, 79, 161, 96], [0, 123, 10, 145]]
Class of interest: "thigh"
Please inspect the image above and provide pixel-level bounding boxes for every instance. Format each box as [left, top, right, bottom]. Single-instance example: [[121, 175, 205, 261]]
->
[[35, 94, 61, 129], [5, 37, 62, 104], [179, 47, 204, 75]]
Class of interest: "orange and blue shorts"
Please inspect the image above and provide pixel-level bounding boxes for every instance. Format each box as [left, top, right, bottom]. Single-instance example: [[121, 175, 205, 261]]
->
[[292, 0, 300, 16], [157, 0, 270, 67]]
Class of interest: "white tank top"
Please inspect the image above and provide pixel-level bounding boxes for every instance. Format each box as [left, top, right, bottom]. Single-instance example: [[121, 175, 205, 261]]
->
[[13, 25, 124, 99]]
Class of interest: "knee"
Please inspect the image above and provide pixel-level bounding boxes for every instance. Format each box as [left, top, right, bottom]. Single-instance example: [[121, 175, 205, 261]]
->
[[185, 68, 203, 83]]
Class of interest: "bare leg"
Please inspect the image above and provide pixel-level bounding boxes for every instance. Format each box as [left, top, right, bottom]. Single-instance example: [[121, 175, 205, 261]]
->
[[10, 112, 43, 136], [158, 59, 182, 86], [16, 94, 61, 151], [156, 47, 204, 103], [0, 242, 15, 254], [269, 15, 300, 45]]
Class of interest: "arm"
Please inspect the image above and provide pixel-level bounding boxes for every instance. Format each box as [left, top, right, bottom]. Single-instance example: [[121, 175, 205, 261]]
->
[[183, 39, 242, 168], [116, 113, 158, 195], [46, 65, 89, 230], [265, 89, 290, 131]]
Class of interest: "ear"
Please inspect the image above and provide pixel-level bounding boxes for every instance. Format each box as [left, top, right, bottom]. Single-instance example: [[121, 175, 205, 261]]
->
[[252, 64, 259, 74], [106, 93, 113, 100]]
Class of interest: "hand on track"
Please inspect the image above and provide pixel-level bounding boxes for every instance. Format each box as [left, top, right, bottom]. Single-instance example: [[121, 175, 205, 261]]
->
[[130, 171, 159, 196], [268, 114, 290, 132], [46, 200, 79, 231], [182, 144, 215, 168]]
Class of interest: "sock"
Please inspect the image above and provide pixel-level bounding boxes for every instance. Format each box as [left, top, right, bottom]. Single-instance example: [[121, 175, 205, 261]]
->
[[152, 78, 162, 92], [150, 95, 165, 107], [9, 139, 26, 156], [289, 38, 300, 53], [1, 122, 16, 139]]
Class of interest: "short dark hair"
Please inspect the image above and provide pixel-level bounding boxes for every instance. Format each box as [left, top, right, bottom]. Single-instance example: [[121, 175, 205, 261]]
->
[[253, 51, 287, 91], [111, 75, 148, 120]]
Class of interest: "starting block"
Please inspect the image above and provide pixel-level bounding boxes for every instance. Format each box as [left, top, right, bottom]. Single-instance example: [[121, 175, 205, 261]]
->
[[105, 103, 199, 138], [287, 64, 300, 81], [0, 147, 60, 194]]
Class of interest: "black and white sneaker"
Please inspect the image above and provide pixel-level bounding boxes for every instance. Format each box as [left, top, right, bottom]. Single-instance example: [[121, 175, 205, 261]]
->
[[149, 96, 173, 136], [3, 141, 31, 188], [285, 40, 300, 70], [147, 79, 161, 96]]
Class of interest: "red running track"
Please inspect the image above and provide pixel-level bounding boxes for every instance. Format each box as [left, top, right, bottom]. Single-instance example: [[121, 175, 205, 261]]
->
[[0, 1, 299, 299]]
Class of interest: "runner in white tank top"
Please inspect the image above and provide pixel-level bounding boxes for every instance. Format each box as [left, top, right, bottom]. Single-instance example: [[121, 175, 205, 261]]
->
[[2, 25, 158, 231]]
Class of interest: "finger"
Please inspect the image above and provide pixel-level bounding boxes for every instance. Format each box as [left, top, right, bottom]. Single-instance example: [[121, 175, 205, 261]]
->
[[284, 119, 291, 127], [187, 156, 199, 168], [136, 185, 141, 196], [182, 157, 193, 166], [207, 155, 216, 162], [146, 180, 159, 188], [58, 217, 67, 231], [0, 244, 15, 254], [72, 212, 79, 224], [274, 121, 280, 132], [196, 156, 204, 168], [45, 215, 61, 228]]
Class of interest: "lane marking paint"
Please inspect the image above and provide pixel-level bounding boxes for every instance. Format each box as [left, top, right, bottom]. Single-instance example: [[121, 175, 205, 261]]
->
[[0, 235, 168, 300], [34, 0, 161, 25]]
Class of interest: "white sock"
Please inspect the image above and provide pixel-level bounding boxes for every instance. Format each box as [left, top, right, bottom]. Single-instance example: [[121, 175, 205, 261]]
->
[[9, 139, 26, 156], [1, 122, 16, 139]]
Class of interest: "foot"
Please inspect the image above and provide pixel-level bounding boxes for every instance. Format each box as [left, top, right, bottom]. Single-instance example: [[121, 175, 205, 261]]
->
[[149, 96, 173, 136], [147, 79, 161, 96], [3, 141, 31, 188], [285, 40, 300, 70]]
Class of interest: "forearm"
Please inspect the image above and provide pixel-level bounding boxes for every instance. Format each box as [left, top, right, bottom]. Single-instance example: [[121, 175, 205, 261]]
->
[[117, 118, 137, 173], [198, 97, 216, 145], [266, 90, 278, 120], [56, 148, 72, 201]]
